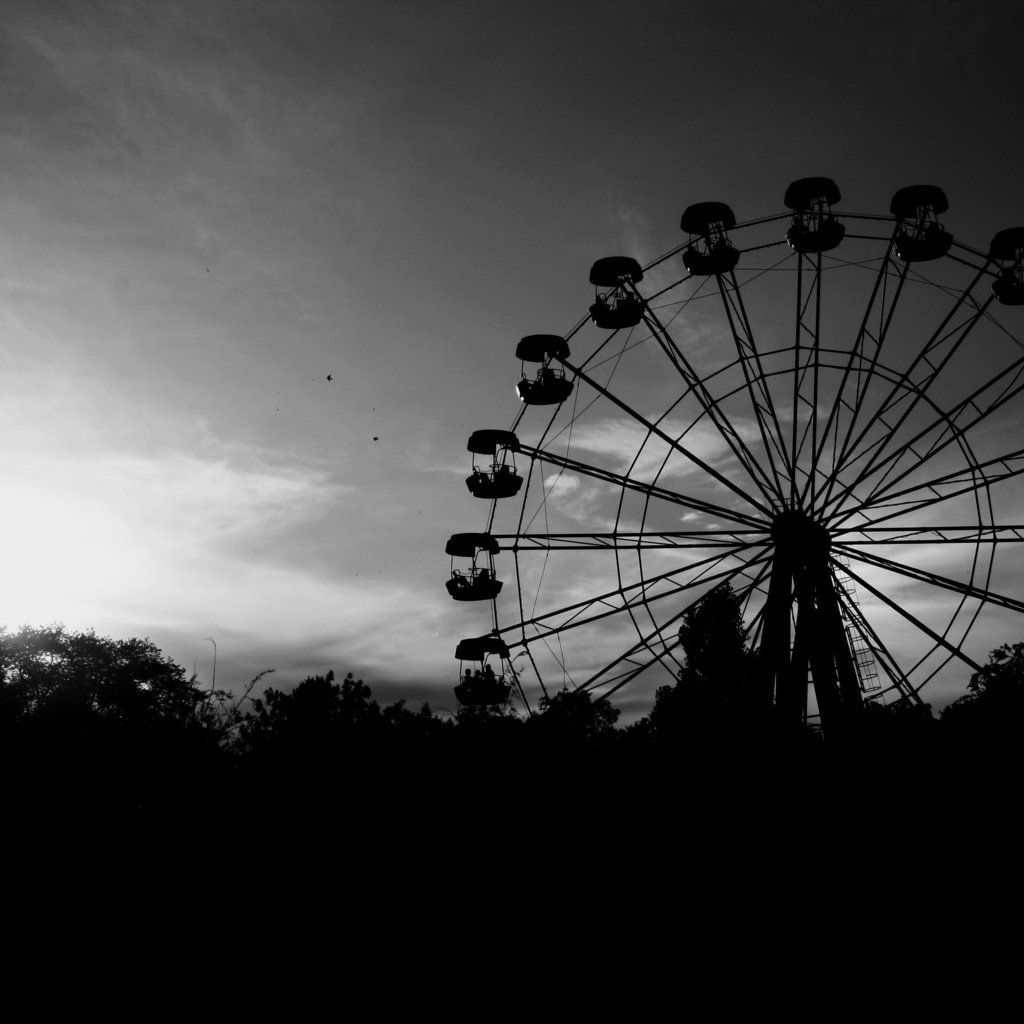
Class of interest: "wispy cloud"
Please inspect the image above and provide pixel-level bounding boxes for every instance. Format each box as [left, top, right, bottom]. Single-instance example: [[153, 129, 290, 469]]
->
[[538, 471, 623, 531], [567, 413, 761, 484]]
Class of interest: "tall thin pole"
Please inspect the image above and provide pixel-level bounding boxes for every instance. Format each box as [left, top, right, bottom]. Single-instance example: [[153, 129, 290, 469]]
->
[[206, 636, 217, 694]]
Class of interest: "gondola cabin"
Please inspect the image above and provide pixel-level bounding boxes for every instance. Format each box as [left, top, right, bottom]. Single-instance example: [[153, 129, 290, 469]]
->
[[445, 533, 503, 602], [680, 202, 740, 275], [989, 227, 1024, 305], [784, 177, 845, 254], [588, 256, 645, 329], [515, 334, 573, 405], [454, 636, 513, 705], [465, 429, 523, 499], [890, 185, 953, 262]]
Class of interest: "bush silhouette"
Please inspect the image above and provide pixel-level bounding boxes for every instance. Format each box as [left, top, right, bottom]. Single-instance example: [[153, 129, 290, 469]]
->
[[0, 624, 229, 822], [3, 620, 1024, 833], [941, 641, 1024, 744]]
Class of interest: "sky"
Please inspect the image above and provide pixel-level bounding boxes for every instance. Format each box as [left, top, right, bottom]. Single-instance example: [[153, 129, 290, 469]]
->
[[3, 0, 1024, 718]]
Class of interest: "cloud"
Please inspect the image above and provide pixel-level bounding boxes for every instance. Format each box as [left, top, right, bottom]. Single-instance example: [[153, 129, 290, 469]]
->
[[544, 473, 580, 499], [567, 413, 761, 485], [0, 410, 463, 702], [524, 471, 640, 534], [0, 350, 383, 686], [2, 439, 348, 611]]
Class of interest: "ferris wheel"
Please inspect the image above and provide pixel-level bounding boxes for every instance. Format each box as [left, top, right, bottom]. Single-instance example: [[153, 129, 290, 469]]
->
[[447, 178, 1024, 731]]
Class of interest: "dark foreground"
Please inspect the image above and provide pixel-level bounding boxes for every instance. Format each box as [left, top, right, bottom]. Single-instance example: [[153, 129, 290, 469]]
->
[[2, 625, 1020, 865]]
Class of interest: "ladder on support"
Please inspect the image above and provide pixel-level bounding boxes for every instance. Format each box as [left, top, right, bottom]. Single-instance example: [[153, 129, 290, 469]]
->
[[831, 552, 881, 693]]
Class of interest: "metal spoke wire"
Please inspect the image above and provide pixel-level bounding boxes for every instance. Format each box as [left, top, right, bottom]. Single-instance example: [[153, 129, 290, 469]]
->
[[501, 544, 770, 648], [821, 290, 995, 513], [834, 544, 1024, 615], [573, 557, 772, 699], [831, 555, 983, 676], [827, 353, 1024, 530]]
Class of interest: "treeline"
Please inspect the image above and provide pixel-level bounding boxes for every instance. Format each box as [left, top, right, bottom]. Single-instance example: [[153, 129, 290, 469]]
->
[[1, 621, 1020, 836]]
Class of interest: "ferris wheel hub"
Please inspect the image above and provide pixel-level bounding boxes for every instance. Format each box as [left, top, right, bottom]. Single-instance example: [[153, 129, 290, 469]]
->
[[770, 510, 831, 558]]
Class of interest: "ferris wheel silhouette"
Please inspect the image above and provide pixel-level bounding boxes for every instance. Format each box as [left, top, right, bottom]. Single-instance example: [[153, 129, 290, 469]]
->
[[447, 178, 1024, 733]]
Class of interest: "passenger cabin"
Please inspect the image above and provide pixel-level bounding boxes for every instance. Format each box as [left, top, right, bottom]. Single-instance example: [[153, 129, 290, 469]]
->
[[989, 228, 1024, 305], [588, 256, 646, 329], [445, 533, 503, 602], [466, 429, 523, 500], [890, 185, 953, 262], [680, 202, 740, 275], [784, 177, 845, 254], [515, 334, 573, 405], [454, 635, 513, 705]]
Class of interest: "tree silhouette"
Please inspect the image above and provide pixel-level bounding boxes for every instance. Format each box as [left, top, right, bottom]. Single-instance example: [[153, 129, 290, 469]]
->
[[941, 641, 1024, 740], [643, 584, 760, 746], [10, 616, 1024, 838], [0, 624, 228, 824], [859, 695, 934, 741], [0, 624, 211, 731], [676, 584, 752, 689], [532, 688, 619, 743], [238, 670, 452, 778], [240, 670, 380, 763]]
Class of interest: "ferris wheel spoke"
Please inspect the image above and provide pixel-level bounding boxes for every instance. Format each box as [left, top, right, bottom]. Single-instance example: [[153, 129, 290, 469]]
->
[[494, 530, 769, 551], [825, 377, 1015, 529], [880, 446, 1024, 502], [831, 525, 1024, 544], [738, 557, 773, 630], [577, 640, 683, 701], [580, 612, 690, 694], [829, 556, 983, 674], [817, 248, 909, 511], [792, 380, 824, 502], [723, 559, 774, 653], [716, 270, 792, 493], [499, 545, 772, 646], [856, 327, 991, 512], [835, 545, 1024, 615], [635, 302, 786, 508], [838, 451, 1024, 528], [637, 560, 770, 680], [828, 353, 1024, 526], [574, 558, 770, 698], [815, 377, 951, 522], [808, 247, 895, 491], [746, 607, 766, 651], [523, 547, 771, 645], [790, 249, 830, 508], [842, 288, 991, 482], [558, 353, 776, 516], [519, 443, 769, 529], [821, 290, 995, 512], [533, 633, 578, 691]]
